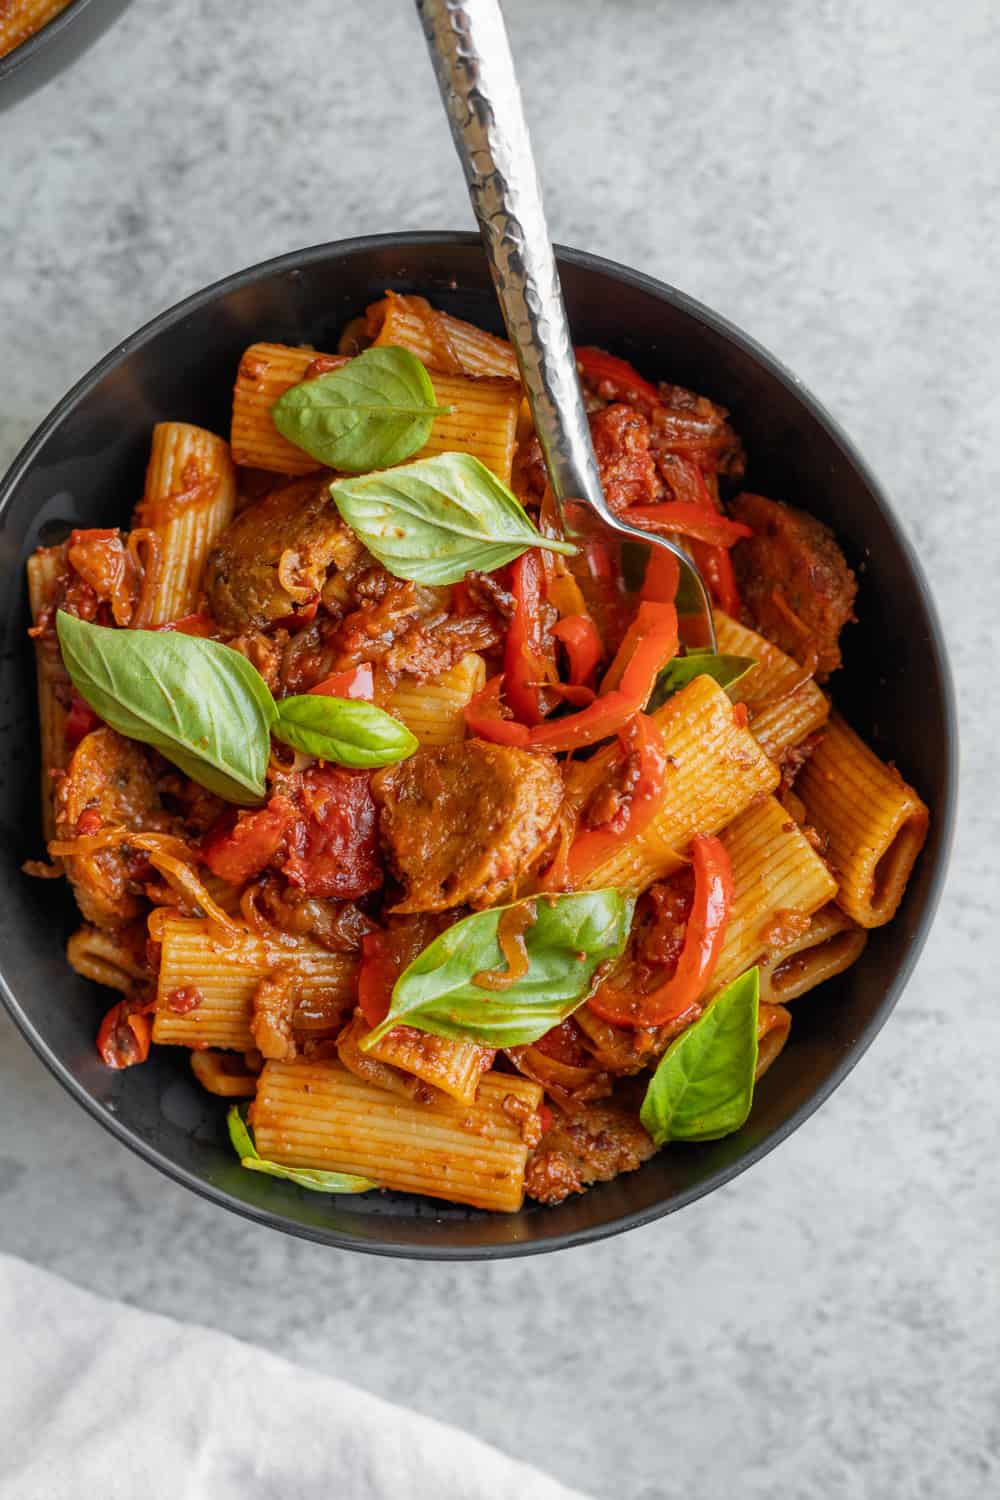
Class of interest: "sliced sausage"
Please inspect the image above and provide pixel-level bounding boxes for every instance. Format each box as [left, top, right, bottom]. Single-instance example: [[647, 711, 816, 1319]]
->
[[55, 728, 172, 928], [729, 492, 857, 680], [524, 1099, 657, 1204], [204, 476, 361, 631], [371, 740, 563, 913]]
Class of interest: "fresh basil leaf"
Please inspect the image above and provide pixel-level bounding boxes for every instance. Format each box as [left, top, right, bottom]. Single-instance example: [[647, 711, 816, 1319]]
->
[[640, 967, 760, 1144], [647, 651, 757, 711], [273, 694, 418, 768], [330, 451, 577, 585], [361, 890, 634, 1050], [226, 1106, 375, 1194], [272, 346, 451, 473], [57, 612, 276, 805]]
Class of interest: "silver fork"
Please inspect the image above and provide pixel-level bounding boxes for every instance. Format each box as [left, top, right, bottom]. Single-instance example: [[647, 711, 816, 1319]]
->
[[416, 0, 717, 650]]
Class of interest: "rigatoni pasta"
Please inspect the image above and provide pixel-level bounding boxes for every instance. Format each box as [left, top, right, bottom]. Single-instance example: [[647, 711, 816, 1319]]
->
[[797, 714, 929, 927], [152, 917, 357, 1052], [711, 795, 838, 992], [714, 609, 830, 761], [231, 341, 520, 482], [190, 1050, 259, 1098], [563, 674, 780, 893], [362, 1024, 494, 1105], [136, 422, 237, 625], [252, 1060, 542, 1212], [758, 904, 867, 1005], [756, 1003, 792, 1080], [365, 291, 519, 379], [383, 653, 486, 746], [66, 925, 149, 994]]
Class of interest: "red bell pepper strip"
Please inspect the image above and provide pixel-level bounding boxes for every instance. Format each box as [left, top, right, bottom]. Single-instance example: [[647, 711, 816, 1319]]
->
[[544, 682, 597, 708], [357, 929, 398, 1027], [307, 662, 375, 700], [623, 503, 752, 549], [588, 834, 733, 1027], [575, 347, 661, 412], [556, 715, 668, 887], [640, 546, 680, 605], [467, 602, 679, 752], [658, 457, 744, 617], [532, 602, 677, 750], [465, 675, 532, 746], [691, 540, 741, 619], [504, 549, 557, 725], [583, 534, 614, 581], [552, 613, 602, 686], [96, 999, 153, 1069], [600, 600, 676, 693]]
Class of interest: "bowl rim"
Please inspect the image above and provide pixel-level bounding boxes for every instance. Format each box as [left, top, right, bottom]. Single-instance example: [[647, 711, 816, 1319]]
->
[[0, 229, 958, 1259], [0, 0, 102, 81]]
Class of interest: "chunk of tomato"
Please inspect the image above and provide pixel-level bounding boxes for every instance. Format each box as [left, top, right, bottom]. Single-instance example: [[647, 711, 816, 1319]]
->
[[200, 795, 299, 885], [281, 767, 382, 901]]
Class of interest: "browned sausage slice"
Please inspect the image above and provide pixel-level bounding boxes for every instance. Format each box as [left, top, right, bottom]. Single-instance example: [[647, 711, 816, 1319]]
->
[[371, 740, 563, 913], [729, 492, 857, 680], [204, 476, 361, 631], [524, 1099, 657, 1204], [55, 728, 171, 928]]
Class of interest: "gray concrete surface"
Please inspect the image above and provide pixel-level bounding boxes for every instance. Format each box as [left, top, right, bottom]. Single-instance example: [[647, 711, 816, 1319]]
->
[[2, 1, 998, 1495]]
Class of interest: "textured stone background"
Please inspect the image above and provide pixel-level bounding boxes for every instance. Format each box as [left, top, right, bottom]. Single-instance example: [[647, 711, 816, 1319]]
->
[[2, 1, 998, 1495]]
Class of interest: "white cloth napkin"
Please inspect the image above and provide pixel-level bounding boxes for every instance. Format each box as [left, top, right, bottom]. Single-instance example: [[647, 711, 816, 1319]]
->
[[0, 1253, 587, 1500]]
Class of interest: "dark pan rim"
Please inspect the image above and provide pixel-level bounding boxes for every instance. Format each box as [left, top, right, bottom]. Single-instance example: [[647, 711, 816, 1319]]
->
[[0, 230, 958, 1259], [0, 0, 101, 81]]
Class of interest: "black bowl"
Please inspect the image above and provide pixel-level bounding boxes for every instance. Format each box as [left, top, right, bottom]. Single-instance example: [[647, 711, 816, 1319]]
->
[[0, 233, 956, 1258], [0, 0, 132, 112]]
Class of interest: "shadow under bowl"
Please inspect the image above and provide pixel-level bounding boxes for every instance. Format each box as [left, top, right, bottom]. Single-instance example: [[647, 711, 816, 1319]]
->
[[0, 232, 957, 1258]]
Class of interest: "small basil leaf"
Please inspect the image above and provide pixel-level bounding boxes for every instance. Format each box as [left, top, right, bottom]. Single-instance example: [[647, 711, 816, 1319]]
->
[[272, 695, 418, 768], [639, 967, 760, 1144], [330, 451, 577, 585], [272, 346, 451, 473], [226, 1106, 375, 1194], [647, 652, 757, 712], [361, 890, 634, 1050], [57, 612, 276, 805]]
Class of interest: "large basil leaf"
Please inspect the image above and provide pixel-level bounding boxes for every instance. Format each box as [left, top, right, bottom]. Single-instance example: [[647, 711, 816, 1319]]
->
[[227, 1107, 375, 1194], [330, 451, 577, 585], [273, 694, 418, 767], [647, 650, 757, 711], [361, 890, 634, 1050], [272, 346, 451, 473], [57, 611, 276, 805], [640, 967, 760, 1144]]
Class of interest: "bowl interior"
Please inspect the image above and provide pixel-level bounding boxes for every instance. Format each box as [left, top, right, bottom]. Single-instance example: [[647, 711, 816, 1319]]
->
[[0, 234, 955, 1256]]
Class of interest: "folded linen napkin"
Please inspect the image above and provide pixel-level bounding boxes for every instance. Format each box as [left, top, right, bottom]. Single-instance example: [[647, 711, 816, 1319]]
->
[[0, 1252, 587, 1500]]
